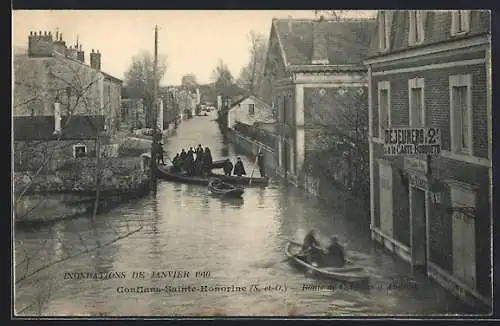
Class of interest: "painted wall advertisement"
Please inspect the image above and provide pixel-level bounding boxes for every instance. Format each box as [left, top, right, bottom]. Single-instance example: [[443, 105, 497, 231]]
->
[[384, 127, 441, 156]]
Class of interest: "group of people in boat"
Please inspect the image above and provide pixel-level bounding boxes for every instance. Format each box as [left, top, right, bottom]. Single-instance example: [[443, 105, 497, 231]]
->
[[299, 229, 346, 268], [171, 144, 213, 176]]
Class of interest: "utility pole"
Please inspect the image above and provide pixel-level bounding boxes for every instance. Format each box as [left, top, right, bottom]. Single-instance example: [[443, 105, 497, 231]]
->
[[150, 25, 159, 191]]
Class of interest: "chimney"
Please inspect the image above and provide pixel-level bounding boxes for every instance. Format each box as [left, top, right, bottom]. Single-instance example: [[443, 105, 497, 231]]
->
[[76, 44, 85, 63], [65, 45, 78, 60], [311, 19, 330, 65], [53, 31, 67, 54], [28, 30, 55, 58], [288, 15, 293, 33], [53, 101, 61, 134], [90, 49, 101, 70]]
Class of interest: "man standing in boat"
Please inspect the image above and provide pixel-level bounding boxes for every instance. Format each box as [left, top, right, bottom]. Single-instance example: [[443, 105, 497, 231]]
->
[[233, 157, 246, 177], [185, 148, 195, 175], [196, 144, 204, 159], [223, 159, 233, 176], [202, 147, 213, 176], [257, 151, 265, 177]]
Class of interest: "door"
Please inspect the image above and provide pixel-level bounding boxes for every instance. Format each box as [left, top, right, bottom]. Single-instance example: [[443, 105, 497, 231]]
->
[[410, 187, 427, 270], [282, 139, 289, 175]]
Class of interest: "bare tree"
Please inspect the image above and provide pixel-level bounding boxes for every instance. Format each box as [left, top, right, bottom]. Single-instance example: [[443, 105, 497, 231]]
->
[[314, 10, 346, 20], [13, 52, 143, 316], [181, 73, 198, 92], [237, 31, 267, 96], [124, 50, 167, 128], [303, 87, 369, 200]]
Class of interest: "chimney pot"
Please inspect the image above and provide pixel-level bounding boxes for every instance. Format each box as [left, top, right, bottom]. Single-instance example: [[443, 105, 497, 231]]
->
[[55, 31, 58, 39], [92, 49, 94, 52], [39, 31, 42, 36], [59, 33, 63, 41]]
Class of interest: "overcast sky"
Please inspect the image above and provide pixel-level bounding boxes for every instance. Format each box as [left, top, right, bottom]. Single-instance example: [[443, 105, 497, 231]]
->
[[13, 10, 376, 86]]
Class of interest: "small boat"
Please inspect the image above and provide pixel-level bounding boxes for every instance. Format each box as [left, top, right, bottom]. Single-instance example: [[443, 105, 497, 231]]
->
[[285, 241, 369, 283], [208, 178, 244, 198], [156, 166, 269, 186], [211, 159, 228, 169]]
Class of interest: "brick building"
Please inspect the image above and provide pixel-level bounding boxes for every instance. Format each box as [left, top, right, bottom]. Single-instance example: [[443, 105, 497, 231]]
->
[[365, 10, 491, 308], [262, 16, 375, 189]]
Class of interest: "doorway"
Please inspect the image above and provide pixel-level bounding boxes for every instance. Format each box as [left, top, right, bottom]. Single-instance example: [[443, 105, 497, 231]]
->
[[282, 139, 289, 176], [410, 187, 427, 272]]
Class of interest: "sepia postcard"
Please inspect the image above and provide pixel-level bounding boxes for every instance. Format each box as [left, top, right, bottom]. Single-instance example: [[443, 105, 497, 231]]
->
[[12, 9, 493, 318]]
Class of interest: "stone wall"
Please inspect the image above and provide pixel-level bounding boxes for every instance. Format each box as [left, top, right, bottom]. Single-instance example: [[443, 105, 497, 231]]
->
[[14, 157, 149, 195]]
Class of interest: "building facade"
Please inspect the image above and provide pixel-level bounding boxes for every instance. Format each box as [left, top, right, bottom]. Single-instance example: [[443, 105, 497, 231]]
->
[[227, 95, 274, 129], [14, 31, 122, 127], [365, 10, 491, 308], [262, 17, 375, 188], [13, 30, 123, 169]]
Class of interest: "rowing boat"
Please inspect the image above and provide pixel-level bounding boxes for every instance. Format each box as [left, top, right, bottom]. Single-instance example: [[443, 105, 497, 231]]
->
[[208, 178, 244, 198], [285, 241, 369, 283], [156, 166, 269, 186]]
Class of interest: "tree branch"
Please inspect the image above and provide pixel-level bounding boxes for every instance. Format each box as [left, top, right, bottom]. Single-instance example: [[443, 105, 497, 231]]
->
[[15, 226, 143, 285]]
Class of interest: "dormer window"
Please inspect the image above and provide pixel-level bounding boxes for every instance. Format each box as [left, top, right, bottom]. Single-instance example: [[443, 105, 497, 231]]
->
[[409, 10, 425, 46], [451, 10, 471, 35], [378, 11, 391, 52]]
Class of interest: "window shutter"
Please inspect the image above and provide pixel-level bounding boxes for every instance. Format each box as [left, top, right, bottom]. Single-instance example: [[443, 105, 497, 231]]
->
[[378, 13, 385, 50], [451, 11, 458, 35], [385, 11, 394, 50], [463, 10, 471, 32], [408, 11, 415, 44], [418, 11, 427, 42]]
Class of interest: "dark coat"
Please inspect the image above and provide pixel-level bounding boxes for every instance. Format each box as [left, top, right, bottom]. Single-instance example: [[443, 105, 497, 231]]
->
[[324, 242, 345, 267], [257, 153, 264, 168], [233, 161, 246, 176], [302, 232, 320, 250], [224, 161, 234, 174]]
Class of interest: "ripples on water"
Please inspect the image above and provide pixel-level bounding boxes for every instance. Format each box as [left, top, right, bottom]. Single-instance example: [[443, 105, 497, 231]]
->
[[14, 114, 475, 316]]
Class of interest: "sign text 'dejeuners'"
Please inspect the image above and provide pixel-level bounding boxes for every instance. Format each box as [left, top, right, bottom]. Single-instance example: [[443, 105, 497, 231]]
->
[[383, 127, 441, 156]]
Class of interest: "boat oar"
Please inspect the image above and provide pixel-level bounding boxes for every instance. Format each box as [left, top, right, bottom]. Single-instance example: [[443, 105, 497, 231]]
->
[[249, 145, 262, 185]]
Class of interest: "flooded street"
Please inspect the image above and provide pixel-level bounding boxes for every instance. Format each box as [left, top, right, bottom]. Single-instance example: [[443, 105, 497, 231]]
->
[[14, 113, 474, 316]]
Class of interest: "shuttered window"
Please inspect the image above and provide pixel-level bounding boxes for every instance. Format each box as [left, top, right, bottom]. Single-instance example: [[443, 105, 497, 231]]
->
[[449, 182, 477, 288], [449, 75, 473, 156], [409, 10, 426, 45], [409, 78, 425, 127], [378, 81, 391, 138], [379, 161, 394, 236], [451, 10, 471, 35]]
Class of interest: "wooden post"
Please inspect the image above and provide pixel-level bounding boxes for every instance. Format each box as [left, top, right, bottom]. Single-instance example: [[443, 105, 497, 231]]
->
[[92, 134, 101, 219], [150, 25, 159, 191]]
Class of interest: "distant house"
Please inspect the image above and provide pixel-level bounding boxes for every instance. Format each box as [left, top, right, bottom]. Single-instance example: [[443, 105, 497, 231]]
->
[[262, 16, 376, 185], [226, 95, 274, 129], [365, 10, 491, 309]]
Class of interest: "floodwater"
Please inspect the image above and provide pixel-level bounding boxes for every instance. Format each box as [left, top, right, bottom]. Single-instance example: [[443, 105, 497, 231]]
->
[[14, 112, 476, 317]]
